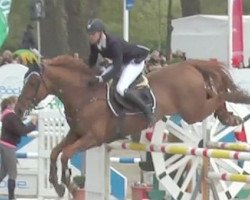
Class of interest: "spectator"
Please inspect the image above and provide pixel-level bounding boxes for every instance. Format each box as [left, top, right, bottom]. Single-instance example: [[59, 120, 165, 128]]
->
[[159, 51, 167, 66], [13, 54, 23, 64], [0, 96, 38, 200], [2, 50, 14, 64], [168, 50, 186, 64], [13, 49, 41, 67], [0, 55, 4, 66], [145, 50, 165, 74], [21, 24, 37, 49], [73, 52, 79, 59]]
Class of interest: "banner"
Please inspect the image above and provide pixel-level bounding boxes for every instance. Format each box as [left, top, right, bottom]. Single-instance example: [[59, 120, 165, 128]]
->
[[0, 0, 12, 48], [229, 0, 244, 68], [0, 63, 27, 100]]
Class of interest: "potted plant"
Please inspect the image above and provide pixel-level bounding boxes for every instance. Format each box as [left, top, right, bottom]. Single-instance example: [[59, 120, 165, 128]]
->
[[72, 175, 85, 200]]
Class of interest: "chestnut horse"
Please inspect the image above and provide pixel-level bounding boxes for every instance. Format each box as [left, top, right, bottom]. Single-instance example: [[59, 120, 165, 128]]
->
[[14, 55, 250, 197]]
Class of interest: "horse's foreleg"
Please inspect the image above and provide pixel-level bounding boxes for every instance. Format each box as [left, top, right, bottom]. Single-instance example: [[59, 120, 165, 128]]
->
[[60, 133, 99, 198], [60, 142, 83, 186], [57, 133, 80, 190], [49, 138, 67, 197]]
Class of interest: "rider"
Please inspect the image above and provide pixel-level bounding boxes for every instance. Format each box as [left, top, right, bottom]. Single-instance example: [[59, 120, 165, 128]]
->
[[86, 18, 155, 126]]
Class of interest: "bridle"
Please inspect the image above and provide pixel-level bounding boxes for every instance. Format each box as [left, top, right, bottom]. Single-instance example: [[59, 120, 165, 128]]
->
[[20, 64, 66, 117], [21, 65, 50, 111]]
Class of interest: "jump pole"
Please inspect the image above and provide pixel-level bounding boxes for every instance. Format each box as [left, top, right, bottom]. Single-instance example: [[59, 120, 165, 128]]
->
[[85, 117, 250, 200], [208, 141, 250, 152], [109, 142, 250, 161], [109, 119, 250, 200]]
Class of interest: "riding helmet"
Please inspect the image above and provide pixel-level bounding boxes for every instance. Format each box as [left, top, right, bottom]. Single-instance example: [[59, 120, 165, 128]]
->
[[86, 18, 105, 33]]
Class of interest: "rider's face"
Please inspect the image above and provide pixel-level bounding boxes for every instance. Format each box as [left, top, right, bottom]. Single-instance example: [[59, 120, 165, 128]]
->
[[89, 31, 101, 44]]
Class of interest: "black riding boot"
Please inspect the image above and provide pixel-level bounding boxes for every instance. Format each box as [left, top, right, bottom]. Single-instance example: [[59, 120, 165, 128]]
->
[[124, 89, 156, 126], [8, 179, 16, 200]]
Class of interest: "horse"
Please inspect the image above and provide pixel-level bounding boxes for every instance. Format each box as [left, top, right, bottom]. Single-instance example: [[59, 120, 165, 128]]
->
[[14, 55, 250, 197]]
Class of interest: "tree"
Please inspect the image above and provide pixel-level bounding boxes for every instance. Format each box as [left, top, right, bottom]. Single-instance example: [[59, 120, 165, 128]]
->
[[180, 0, 201, 17], [40, 0, 101, 58], [40, 0, 68, 57], [64, 0, 85, 57], [166, 0, 173, 60]]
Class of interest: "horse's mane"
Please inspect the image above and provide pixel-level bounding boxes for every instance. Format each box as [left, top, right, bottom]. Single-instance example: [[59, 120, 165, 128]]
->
[[43, 55, 93, 74], [44, 55, 83, 67]]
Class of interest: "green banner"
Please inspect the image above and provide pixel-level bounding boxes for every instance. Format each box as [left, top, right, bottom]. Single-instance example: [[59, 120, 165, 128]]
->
[[0, 0, 12, 48], [0, 9, 7, 47]]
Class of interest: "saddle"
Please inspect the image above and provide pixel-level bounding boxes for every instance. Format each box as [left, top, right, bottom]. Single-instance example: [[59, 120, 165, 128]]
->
[[107, 75, 156, 117]]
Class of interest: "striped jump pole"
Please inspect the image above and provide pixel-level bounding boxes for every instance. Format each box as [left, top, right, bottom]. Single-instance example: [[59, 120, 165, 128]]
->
[[208, 172, 250, 183], [208, 141, 250, 152], [110, 157, 141, 164], [16, 152, 38, 158], [109, 142, 250, 161]]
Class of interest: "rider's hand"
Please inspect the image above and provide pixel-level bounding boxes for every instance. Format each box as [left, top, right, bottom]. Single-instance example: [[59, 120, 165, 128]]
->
[[88, 76, 103, 87]]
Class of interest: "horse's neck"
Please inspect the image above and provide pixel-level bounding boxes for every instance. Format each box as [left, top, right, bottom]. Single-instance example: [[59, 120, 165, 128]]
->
[[58, 83, 107, 120], [45, 64, 107, 120]]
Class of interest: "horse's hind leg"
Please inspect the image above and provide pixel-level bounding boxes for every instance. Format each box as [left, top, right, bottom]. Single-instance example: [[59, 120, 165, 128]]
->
[[214, 103, 243, 126], [182, 94, 224, 123]]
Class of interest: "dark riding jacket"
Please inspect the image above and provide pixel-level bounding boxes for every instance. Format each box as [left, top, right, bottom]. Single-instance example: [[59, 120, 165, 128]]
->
[[88, 33, 149, 82]]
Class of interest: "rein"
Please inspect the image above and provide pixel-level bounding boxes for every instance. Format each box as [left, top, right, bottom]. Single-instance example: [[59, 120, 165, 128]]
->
[[22, 71, 42, 110]]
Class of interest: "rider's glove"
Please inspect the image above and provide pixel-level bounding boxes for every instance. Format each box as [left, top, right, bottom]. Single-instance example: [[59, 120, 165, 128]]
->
[[88, 76, 103, 87]]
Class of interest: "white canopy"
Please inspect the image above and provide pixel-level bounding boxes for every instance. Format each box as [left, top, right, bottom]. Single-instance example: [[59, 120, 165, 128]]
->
[[171, 15, 250, 66]]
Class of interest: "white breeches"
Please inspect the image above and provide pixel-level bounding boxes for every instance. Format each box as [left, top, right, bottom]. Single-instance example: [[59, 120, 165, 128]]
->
[[101, 60, 145, 96], [117, 60, 144, 96]]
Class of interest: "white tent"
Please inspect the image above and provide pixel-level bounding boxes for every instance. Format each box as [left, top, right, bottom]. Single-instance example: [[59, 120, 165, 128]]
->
[[171, 15, 250, 66]]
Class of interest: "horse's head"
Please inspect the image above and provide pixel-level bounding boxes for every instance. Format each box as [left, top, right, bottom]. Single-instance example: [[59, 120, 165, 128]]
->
[[15, 67, 50, 118], [15, 55, 93, 118]]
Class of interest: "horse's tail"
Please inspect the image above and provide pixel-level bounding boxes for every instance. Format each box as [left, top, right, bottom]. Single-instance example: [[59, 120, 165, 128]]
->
[[221, 72, 250, 104], [187, 59, 250, 104]]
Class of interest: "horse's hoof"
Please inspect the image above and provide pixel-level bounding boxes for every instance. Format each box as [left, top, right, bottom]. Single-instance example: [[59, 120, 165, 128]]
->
[[226, 116, 243, 126], [55, 184, 65, 197], [235, 117, 243, 125]]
